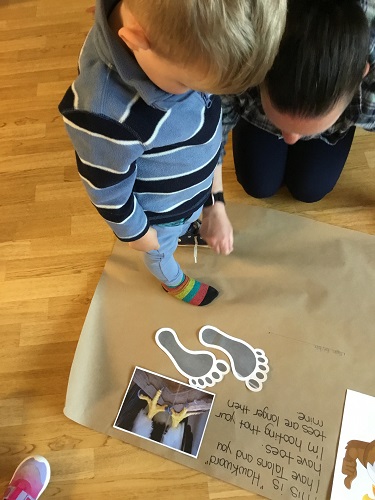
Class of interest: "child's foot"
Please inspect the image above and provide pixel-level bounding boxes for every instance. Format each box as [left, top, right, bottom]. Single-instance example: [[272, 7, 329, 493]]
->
[[162, 274, 218, 306], [3, 455, 51, 500]]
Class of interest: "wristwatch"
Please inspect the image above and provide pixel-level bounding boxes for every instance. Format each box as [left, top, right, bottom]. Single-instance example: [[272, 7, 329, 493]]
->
[[203, 191, 225, 207]]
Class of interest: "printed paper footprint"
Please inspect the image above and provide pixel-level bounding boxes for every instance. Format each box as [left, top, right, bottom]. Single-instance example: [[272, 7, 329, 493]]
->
[[198, 325, 269, 392], [155, 328, 230, 390]]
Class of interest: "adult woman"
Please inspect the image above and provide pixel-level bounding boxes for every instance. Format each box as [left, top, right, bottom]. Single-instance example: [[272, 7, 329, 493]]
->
[[222, 0, 374, 203]]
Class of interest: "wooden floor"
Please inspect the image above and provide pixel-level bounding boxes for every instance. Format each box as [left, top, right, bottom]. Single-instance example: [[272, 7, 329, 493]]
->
[[0, 1, 374, 498]]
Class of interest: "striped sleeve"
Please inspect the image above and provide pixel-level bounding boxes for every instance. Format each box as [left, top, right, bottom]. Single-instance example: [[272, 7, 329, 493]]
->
[[59, 86, 149, 241]]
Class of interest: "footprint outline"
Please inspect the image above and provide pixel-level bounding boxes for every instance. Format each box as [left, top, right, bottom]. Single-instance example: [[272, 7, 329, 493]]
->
[[155, 327, 230, 390], [198, 325, 270, 392]]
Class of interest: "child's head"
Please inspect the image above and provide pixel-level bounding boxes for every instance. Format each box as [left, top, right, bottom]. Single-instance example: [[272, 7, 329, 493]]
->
[[261, 0, 370, 143], [118, 0, 287, 94]]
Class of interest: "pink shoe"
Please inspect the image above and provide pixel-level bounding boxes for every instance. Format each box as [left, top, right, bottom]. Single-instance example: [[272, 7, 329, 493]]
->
[[3, 456, 51, 500]]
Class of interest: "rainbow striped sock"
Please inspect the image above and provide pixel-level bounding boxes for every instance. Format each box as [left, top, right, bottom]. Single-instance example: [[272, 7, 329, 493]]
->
[[162, 274, 218, 306]]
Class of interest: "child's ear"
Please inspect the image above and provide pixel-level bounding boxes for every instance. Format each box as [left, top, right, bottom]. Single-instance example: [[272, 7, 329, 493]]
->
[[363, 62, 370, 78], [118, 20, 150, 52]]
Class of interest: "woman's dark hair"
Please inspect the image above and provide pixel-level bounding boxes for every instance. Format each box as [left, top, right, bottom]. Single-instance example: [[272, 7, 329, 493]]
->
[[264, 0, 370, 117]]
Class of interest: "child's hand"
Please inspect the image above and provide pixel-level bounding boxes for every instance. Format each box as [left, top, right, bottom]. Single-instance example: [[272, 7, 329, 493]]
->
[[201, 203, 233, 255], [128, 227, 160, 252]]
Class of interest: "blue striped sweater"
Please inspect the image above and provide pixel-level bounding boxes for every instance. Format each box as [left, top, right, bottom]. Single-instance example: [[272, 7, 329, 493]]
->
[[58, 0, 221, 242]]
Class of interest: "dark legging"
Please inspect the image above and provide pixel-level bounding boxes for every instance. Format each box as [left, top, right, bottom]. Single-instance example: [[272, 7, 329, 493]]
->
[[232, 119, 356, 202]]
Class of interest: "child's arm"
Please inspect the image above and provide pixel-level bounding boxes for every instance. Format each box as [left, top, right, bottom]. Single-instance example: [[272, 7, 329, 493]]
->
[[59, 97, 151, 245], [198, 94, 241, 255], [200, 163, 233, 255]]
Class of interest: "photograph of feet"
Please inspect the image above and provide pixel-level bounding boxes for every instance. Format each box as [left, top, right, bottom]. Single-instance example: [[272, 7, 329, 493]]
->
[[113, 367, 215, 458]]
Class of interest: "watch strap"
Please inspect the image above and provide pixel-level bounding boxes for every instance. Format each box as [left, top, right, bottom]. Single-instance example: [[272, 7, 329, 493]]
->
[[204, 191, 225, 207]]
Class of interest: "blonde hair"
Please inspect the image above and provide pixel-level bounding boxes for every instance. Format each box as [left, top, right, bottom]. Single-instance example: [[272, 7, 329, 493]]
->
[[123, 0, 287, 94]]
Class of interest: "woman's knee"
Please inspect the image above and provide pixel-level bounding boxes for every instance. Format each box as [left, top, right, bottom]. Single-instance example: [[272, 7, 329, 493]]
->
[[287, 182, 333, 203], [235, 160, 283, 198], [240, 181, 280, 199]]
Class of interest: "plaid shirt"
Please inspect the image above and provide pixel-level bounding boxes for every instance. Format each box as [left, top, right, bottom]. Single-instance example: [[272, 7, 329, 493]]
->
[[221, 0, 375, 153]]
